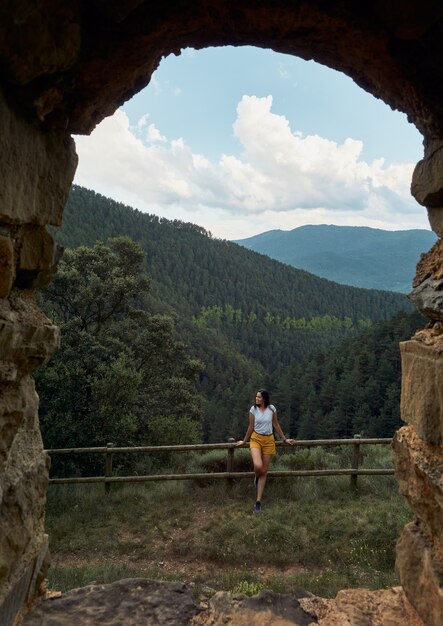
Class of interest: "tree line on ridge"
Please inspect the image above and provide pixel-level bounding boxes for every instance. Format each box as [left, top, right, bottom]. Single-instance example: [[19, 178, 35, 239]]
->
[[34, 185, 421, 472]]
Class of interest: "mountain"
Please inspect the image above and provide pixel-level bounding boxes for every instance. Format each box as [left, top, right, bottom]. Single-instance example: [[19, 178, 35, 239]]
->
[[234, 224, 437, 292], [57, 187, 411, 324], [45, 186, 415, 440]]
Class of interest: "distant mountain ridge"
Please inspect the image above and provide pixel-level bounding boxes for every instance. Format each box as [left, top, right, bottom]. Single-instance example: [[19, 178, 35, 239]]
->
[[234, 224, 437, 292], [57, 187, 411, 324], [49, 186, 415, 441]]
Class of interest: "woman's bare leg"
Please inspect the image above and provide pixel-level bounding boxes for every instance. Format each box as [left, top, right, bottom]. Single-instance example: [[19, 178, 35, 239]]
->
[[256, 454, 272, 502], [250, 447, 263, 481]]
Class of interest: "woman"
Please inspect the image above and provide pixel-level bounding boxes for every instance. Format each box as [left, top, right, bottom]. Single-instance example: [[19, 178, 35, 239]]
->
[[236, 389, 295, 513]]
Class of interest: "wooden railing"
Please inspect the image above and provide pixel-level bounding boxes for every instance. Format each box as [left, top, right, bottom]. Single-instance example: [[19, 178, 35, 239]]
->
[[45, 436, 394, 493]]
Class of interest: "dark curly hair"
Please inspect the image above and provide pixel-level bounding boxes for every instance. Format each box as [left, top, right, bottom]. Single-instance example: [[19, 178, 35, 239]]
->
[[255, 388, 270, 408]]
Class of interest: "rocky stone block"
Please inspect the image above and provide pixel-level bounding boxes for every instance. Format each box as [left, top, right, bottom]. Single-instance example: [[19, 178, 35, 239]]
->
[[409, 277, 443, 321], [0, 376, 39, 473], [0, 361, 18, 383], [19, 227, 54, 271], [24, 580, 199, 625], [396, 521, 443, 626], [410, 239, 443, 320], [0, 536, 48, 626], [412, 322, 443, 352], [412, 142, 443, 207], [413, 239, 443, 288], [0, 557, 35, 626], [0, 2, 81, 86], [427, 207, 443, 237], [0, 235, 14, 298], [205, 589, 313, 625], [22, 583, 426, 626], [0, 291, 59, 374], [0, 417, 49, 609], [300, 586, 424, 625], [15, 226, 56, 289], [392, 425, 443, 549], [0, 88, 77, 226], [400, 341, 443, 444]]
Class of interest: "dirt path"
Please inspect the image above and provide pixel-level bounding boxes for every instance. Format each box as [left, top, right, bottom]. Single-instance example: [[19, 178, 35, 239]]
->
[[50, 551, 309, 587]]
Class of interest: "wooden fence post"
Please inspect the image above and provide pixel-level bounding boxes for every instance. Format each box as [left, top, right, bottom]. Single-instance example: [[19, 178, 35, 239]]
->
[[351, 434, 361, 490], [227, 438, 235, 485], [105, 442, 114, 494]]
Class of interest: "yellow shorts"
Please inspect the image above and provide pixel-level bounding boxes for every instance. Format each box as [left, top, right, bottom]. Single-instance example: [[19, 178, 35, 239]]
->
[[250, 432, 276, 455]]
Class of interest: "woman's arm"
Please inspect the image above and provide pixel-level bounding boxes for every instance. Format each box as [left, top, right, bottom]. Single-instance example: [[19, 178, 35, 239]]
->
[[236, 412, 254, 446], [272, 411, 296, 445]]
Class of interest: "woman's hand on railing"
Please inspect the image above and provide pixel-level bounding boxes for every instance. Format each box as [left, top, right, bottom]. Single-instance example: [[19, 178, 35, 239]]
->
[[285, 438, 296, 445], [235, 440, 244, 447]]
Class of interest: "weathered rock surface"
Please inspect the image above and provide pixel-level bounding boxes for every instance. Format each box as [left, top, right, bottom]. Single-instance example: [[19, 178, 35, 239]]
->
[[1, 538, 48, 626], [411, 322, 443, 352], [396, 522, 443, 626], [427, 207, 443, 238], [399, 341, 443, 443], [0, 381, 49, 611], [24, 580, 199, 626], [0, 234, 14, 298], [18, 227, 54, 272], [410, 239, 443, 321], [0, 88, 77, 227], [413, 239, 443, 287], [0, 289, 57, 616], [300, 586, 424, 626], [412, 142, 443, 207], [0, 2, 442, 139], [16, 227, 57, 290], [23, 583, 424, 626], [392, 425, 443, 549], [409, 277, 443, 321], [0, 290, 59, 375], [194, 589, 314, 625]]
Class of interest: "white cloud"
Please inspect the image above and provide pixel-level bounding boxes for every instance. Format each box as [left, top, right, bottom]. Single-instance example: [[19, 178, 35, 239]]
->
[[147, 123, 167, 143], [73, 95, 428, 239]]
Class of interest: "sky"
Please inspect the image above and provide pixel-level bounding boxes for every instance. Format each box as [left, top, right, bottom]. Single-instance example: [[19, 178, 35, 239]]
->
[[73, 46, 429, 240]]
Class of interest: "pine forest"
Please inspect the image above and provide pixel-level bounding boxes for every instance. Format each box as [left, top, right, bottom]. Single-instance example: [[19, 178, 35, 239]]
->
[[35, 185, 422, 464]]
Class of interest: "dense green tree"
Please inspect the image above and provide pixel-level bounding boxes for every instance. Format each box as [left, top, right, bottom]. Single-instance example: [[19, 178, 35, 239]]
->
[[35, 237, 202, 469], [274, 311, 424, 440]]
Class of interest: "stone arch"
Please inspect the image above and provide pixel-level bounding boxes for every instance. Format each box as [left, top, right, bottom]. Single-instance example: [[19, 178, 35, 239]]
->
[[1, 2, 442, 624]]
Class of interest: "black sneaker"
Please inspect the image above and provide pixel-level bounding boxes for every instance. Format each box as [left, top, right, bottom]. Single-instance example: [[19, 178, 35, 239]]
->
[[253, 501, 262, 514]]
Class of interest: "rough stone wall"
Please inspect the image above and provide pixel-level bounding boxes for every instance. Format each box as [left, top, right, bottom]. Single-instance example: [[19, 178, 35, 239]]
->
[[0, 2, 442, 625], [0, 88, 77, 623], [0, 1, 442, 141], [391, 146, 443, 625]]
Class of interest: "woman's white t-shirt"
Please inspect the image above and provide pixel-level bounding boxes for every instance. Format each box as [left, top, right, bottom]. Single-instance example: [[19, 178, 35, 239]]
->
[[250, 405, 276, 435]]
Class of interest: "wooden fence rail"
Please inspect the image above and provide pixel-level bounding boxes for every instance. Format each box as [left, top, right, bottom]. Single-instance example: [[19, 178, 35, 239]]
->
[[45, 436, 394, 492]]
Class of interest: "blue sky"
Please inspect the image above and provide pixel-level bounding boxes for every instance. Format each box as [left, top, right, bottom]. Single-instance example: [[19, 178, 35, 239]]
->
[[74, 46, 428, 239]]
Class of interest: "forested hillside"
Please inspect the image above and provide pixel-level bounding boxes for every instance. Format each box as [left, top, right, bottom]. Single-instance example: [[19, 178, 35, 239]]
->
[[39, 185, 418, 444], [235, 224, 436, 292], [270, 310, 424, 440], [58, 186, 411, 322]]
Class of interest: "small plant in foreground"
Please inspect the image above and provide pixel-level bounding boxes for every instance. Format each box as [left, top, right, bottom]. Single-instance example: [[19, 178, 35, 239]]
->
[[231, 580, 264, 596]]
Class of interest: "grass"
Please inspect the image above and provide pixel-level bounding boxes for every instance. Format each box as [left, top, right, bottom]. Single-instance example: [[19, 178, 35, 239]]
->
[[45, 445, 411, 599]]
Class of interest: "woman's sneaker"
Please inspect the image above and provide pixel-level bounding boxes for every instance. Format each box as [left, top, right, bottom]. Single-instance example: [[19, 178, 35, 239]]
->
[[253, 501, 262, 514]]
